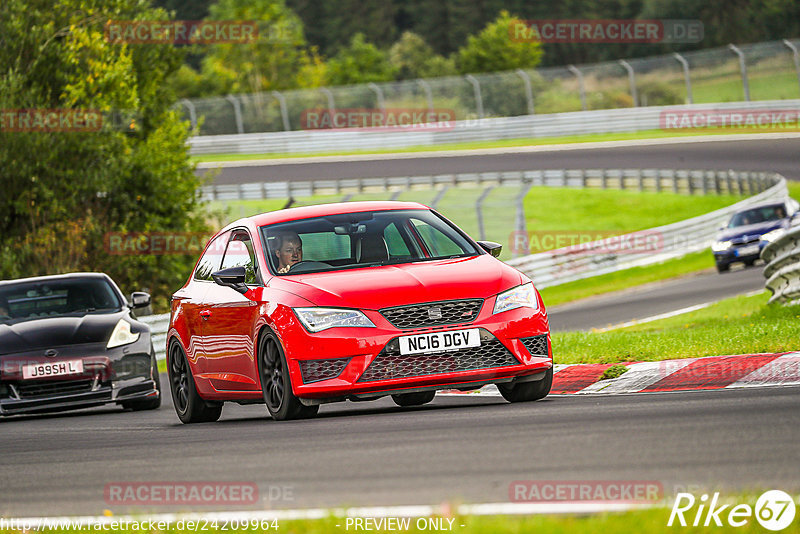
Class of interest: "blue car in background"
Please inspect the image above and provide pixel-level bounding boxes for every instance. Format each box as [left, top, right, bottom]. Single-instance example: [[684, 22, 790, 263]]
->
[[711, 199, 800, 273]]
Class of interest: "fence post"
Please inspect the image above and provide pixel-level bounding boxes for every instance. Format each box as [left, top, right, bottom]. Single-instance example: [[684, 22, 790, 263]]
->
[[320, 87, 336, 117], [272, 91, 291, 131], [672, 53, 693, 104], [619, 60, 638, 107], [783, 40, 800, 96], [417, 79, 435, 114], [465, 75, 484, 119], [515, 69, 535, 114], [728, 44, 751, 101], [225, 95, 245, 134], [476, 186, 494, 241], [180, 99, 197, 130], [567, 65, 587, 111], [513, 183, 533, 259], [367, 82, 386, 112]]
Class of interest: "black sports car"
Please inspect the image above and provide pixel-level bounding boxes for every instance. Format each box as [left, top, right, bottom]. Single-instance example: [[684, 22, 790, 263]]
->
[[0, 273, 161, 416]]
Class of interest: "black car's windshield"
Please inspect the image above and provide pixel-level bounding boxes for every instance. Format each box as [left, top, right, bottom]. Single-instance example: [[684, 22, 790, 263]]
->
[[260, 209, 480, 275], [0, 277, 124, 324], [728, 205, 787, 228]]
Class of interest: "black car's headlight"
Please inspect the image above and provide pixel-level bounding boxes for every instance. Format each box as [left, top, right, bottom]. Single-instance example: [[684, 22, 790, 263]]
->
[[107, 319, 140, 348], [493, 282, 539, 314], [711, 240, 733, 252]]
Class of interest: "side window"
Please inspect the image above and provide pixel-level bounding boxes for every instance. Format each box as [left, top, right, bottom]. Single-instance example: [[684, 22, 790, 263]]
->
[[410, 219, 463, 257], [220, 231, 258, 285], [194, 233, 228, 281], [384, 223, 411, 257]]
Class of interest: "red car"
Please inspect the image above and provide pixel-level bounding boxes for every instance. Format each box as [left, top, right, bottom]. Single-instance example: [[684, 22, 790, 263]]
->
[[167, 201, 552, 423]]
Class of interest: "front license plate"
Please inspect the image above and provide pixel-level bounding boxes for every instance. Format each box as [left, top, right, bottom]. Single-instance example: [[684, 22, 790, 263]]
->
[[737, 245, 759, 256], [399, 329, 480, 356], [22, 360, 84, 380]]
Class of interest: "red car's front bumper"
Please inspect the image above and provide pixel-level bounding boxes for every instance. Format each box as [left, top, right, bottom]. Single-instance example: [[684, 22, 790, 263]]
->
[[279, 300, 551, 402]]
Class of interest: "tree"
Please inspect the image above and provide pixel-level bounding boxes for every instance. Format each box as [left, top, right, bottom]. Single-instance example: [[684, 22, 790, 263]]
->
[[0, 0, 208, 311], [326, 33, 395, 86], [455, 10, 543, 74], [389, 32, 456, 80]]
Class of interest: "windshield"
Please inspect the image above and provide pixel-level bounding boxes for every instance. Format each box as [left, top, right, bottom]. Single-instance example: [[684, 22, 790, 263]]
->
[[728, 205, 787, 228], [0, 277, 124, 324], [260, 209, 480, 275]]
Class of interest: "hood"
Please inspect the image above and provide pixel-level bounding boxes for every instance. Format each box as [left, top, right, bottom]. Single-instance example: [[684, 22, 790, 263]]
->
[[269, 255, 524, 310], [0, 310, 129, 355], [717, 220, 787, 242]]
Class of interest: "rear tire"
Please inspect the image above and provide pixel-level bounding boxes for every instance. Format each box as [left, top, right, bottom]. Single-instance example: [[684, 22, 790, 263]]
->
[[258, 331, 319, 421], [498, 368, 553, 403], [392, 391, 436, 407], [121, 355, 162, 411], [167, 342, 222, 424]]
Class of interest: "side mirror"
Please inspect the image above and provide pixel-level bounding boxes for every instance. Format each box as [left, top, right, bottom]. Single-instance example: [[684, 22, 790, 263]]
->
[[477, 241, 503, 258], [130, 291, 151, 309], [211, 266, 248, 294]]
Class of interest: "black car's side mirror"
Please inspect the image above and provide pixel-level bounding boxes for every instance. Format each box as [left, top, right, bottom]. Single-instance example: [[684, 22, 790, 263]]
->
[[211, 266, 249, 294], [130, 291, 151, 309], [477, 241, 503, 258]]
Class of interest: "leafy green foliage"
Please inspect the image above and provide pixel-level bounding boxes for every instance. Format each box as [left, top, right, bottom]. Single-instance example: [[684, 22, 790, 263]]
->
[[326, 33, 395, 86], [389, 32, 455, 80], [0, 0, 209, 311], [455, 11, 543, 75]]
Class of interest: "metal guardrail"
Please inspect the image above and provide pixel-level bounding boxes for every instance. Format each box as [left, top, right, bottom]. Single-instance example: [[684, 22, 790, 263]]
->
[[762, 225, 800, 304], [188, 99, 800, 155], [140, 168, 788, 358], [507, 171, 787, 287]]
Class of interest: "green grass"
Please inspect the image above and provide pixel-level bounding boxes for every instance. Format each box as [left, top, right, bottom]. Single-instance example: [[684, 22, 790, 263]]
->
[[539, 250, 714, 307], [552, 292, 800, 364], [190, 128, 783, 163]]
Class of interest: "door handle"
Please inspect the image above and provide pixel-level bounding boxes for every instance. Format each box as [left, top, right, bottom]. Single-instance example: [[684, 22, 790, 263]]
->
[[199, 310, 212, 320]]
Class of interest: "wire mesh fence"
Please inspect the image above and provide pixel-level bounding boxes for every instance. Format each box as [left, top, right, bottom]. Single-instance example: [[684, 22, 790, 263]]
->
[[181, 39, 800, 136]]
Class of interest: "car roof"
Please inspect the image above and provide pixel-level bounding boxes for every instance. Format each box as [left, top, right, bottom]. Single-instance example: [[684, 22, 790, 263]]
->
[[0, 272, 114, 287], [222, 201, 431, 233], [733, 201, 786, 213]]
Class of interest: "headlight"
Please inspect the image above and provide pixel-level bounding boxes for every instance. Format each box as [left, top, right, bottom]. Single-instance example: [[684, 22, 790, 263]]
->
[[761, 228, 785, 244], [711, 240, 733, 252], [493, 282, 539, 315], [293, 307, 375, 333], [107, 319, 140, 348]]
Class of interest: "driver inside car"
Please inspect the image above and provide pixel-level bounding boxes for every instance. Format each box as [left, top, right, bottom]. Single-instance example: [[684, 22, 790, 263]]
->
[[273, 231, 303, 273]]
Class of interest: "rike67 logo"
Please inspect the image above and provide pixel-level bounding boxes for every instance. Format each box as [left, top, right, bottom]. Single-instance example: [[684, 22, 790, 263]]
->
[[669, 490, 796, 530]]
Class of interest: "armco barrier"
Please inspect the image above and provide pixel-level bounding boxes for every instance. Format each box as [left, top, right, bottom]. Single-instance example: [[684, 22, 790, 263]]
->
[[762, 225, 800, 304], [507, 171, 787, 287], [142, 169, 788, 359], [188, 100, 800, 155]]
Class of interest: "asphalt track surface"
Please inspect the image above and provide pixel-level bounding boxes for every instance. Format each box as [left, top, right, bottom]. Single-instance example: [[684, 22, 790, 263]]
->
[[200, 137, 800, 184], [2, 138, 798, 518], [548, 264, 766, 332], [2, 383, 799, 517]]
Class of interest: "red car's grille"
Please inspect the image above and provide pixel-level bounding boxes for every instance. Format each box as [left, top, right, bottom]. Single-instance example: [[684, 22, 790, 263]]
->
[[358, 335, 519, 382], [520, 335, 548, 356], [379, 299, 483, 329], [299, 358, 350, 384]]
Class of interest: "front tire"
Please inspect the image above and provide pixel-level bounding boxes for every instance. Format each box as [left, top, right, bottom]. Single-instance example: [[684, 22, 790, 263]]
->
[[716, 262, 730, 273], [168, 342, 222, 424], [258, 331, 319, 421], [392, 391, 436, 407], [498, 368, 553, 403]]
